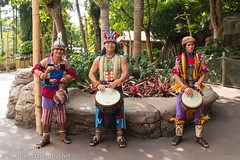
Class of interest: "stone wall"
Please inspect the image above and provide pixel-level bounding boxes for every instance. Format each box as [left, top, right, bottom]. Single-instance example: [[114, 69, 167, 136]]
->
[[222, 14, 240, 50], [6, 68, 219, 138]]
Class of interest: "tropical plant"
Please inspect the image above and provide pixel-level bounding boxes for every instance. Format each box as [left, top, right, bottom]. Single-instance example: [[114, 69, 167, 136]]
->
[[68, 52, 96, 89], [19, 40, 32, 55]]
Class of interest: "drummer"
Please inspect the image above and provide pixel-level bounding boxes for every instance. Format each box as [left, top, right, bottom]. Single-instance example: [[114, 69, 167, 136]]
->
[[31, 32, 77, 148], [170, 36, 210, 148], [88, 29, 129, 148]]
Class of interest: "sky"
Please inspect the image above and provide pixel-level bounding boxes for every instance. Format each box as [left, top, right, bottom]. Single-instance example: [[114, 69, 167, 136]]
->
[[69, 0, 86, 25], [1, 1, 86, 26]]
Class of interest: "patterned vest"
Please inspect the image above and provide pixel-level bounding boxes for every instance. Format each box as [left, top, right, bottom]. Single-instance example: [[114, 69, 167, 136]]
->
[[99, 54, 122, 82]]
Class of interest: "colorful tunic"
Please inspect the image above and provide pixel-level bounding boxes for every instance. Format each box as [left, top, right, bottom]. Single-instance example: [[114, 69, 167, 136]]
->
[[31, 56, 77, 125], [171, 53, 209, 123], [171, 53, 209, 93], [95, 54, 126, 129], [31, 56, 77, 108]]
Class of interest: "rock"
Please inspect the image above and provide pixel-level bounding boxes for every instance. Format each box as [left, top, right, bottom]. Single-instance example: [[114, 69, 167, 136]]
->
[[6, 68, 33, 119], [7, 68, 219, 138], [124, 98, 160, 138], [14, 82, 35, 128]]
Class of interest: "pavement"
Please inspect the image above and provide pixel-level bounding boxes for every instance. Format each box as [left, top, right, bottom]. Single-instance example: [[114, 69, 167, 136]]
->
[[0, 71, 240, 160]]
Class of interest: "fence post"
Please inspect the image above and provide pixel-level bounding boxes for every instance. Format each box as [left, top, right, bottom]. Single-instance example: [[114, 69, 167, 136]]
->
[[221, 52, 225, 86]]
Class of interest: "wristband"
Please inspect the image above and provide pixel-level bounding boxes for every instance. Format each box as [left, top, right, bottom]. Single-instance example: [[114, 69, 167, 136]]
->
[[114, 79, 122, 87], [35, 70, 43, 80], [93, 81, 101, 88], [181, 84, 188, 92]]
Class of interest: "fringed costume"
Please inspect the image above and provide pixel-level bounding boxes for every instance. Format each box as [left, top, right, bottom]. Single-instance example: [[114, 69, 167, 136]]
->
[[170, 36, 210, 148]]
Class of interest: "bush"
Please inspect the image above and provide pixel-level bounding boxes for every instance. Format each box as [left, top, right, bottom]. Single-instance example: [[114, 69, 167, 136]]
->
[[19, 41, 32, 56], [68, 52, 96, 89]]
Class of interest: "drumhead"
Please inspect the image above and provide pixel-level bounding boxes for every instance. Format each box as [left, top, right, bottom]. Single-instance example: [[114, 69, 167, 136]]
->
[[95, 88, 120, 106], [182, 90, 202, 109]]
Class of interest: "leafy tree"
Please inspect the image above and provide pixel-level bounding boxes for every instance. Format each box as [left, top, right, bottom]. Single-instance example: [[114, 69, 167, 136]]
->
[[19, 1, 32, 41], [75, 0, 88, 53], [43, 0, 68, 46], [88, 0, 101, 53], [0, 0, 9, 6], [151, 1, 187, 40]]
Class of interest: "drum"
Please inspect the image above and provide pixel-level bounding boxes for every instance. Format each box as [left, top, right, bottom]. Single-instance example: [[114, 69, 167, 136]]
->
[[53, 89, 68, 105], [181, 89, 202, 111], [95, 88, 121, 113]]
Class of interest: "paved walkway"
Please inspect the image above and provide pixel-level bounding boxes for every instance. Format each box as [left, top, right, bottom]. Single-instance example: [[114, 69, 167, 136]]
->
[[0, 71, 240, 160]]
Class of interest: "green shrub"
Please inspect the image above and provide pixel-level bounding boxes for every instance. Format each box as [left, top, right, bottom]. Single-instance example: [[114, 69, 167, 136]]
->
[[68, 52, 96, 89], [19, 41, 32, 56]]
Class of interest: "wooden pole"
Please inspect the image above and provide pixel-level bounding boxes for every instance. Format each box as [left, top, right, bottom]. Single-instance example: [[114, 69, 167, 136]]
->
[[221, 52, 225, 86], [5, 25, 10, 72], [32, 0, 42, 135]]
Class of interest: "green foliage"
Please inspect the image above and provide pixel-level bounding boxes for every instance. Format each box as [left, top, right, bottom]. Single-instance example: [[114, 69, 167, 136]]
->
[[109, 0, 134, 30], [19, 41, 32, 55], [196, 38, 240, 85], [19, 1, 32, 41], [223, 0, 240, 15], [151, 0, 210, 40], [126, 51, 172, 80], [66, 24, 82, 47], [196, 38, 240, 58], [0, 0, 9, 6], [151, 0, 186, 39], [68, 52, 96, 89]]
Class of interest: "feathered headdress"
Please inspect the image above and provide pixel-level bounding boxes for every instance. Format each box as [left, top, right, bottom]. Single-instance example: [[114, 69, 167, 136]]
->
[[52, 32, 65, 49], [103, 30, 118, 44]]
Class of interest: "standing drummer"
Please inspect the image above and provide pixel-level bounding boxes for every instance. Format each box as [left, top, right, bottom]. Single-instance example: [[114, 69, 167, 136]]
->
[[170, 36, 210, 148], [88, 29, 129, 148], [31, 33, 77, 148]]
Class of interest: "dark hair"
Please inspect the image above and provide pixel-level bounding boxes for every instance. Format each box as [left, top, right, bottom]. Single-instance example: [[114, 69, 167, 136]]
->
[[100, 43, 121, 55]]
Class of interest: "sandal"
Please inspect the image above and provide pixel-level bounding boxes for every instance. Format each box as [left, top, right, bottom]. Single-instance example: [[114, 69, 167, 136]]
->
[[59, 134, 71, 144], [117, 136, 126, 148], [89, 135, 101, 147], [196, 137, 209, 148], [171, 136, 182, 146], [36, 136, 50, 149]]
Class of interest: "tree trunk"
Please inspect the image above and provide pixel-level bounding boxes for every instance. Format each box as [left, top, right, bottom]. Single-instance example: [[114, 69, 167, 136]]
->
[[76, 0, 88, 54], [209, 0, 223, 39], [143, 28, 153, 63], [160, 38, 180, 63], [0, 7, 3, 55], [44, 0, 68, 47], [32, 0, 42, 135], [133, 0, 143, 60], [142, 0, 157, 63], [89, 0, 101, 54], [128, 30, 132, 56], [98, 0, 109, 49]]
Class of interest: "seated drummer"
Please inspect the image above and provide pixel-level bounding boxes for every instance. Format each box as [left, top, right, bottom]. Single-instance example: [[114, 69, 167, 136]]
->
[[88, 29, 129, 148], [170, 36, 210, 148]]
